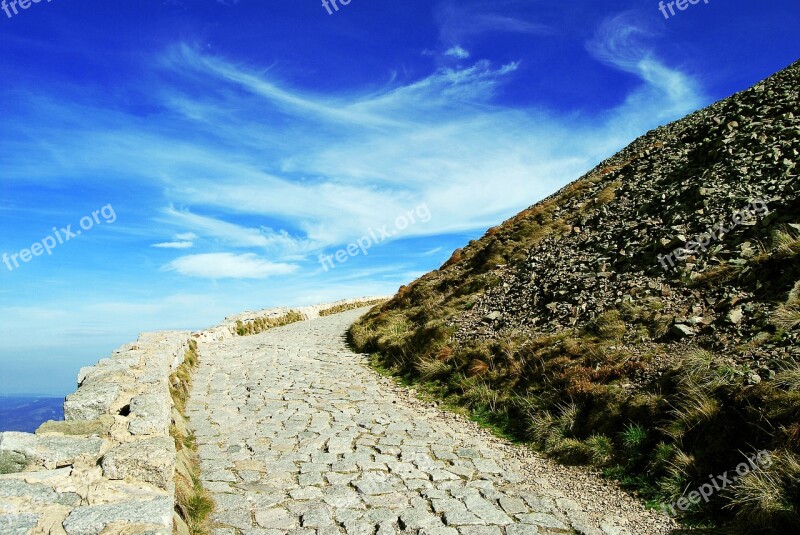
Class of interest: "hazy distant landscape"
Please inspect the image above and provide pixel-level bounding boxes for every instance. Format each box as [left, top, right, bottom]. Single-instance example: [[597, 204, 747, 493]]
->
[[0, 397, 63, 433]]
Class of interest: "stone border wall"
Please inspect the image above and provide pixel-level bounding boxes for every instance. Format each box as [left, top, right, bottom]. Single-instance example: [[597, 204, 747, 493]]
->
[[194, 296, 389, 343], [0, 297, 387, 534], [0, 330, 192, 534]]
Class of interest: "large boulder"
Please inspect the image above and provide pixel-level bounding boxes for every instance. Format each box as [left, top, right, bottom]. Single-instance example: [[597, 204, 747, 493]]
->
[[64, 382, 123, 421], [101, 437, 176, 491], [127, 394, 170, 436]]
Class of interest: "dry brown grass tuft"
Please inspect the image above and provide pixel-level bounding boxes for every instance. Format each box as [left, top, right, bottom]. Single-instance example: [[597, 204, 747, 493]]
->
[[171, 343, 214, 534], [595, 180, 622, 205], [416, 357, 450, 380], [726, 451, 800, 531], [468, 359, 490, 377], [437, 346, 455, 362], [772, 305, 800, 331]]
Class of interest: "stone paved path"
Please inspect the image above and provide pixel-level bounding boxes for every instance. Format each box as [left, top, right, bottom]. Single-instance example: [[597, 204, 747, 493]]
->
[[187, 309, 665, 535]]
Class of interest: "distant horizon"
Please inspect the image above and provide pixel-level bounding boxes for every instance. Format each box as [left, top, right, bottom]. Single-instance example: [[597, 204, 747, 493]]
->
[[0, 393, 65, 399], [2, 0, 798, 395]]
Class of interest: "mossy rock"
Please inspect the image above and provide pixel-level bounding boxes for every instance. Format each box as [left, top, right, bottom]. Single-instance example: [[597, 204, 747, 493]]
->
[[0, 450, 29, 474], [35, 414, 114, 436]]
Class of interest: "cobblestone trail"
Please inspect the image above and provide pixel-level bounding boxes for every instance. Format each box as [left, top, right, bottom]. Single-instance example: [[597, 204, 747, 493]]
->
[[187, 309, 672, 535]]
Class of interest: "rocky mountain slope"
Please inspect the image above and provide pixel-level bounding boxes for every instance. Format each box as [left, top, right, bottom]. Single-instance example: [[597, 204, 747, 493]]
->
[[350, 60, 800, 533]]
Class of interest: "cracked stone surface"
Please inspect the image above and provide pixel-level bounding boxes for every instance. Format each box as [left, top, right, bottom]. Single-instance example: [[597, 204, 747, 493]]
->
[[187, 309, 670, 535]]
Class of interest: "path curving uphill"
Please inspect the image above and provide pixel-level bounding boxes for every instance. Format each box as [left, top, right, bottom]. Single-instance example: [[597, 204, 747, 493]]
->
[[187, 308, 676, 535]]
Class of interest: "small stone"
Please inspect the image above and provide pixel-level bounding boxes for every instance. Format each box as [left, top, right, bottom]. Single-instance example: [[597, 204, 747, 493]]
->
[[671, 324, 695, 338], [483, 312, 502, 323], [727, 307, 744, 325]]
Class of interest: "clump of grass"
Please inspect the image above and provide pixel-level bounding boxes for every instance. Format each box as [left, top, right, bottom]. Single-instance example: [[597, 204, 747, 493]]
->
[[468, 359, 490, 377], [621, 423, 648, 453], [726, 450, 800, 533], [415, 356, 450, 380], [665, 349, 726, 439], [171, 340, 214, 534], [436, 346, 455, 362], [769, 229, 800, 259], [772, 281, 800, 331], [595, 180, 622, 205], [175, 455, 215, 535], [526, 403, 597, 464], [584, 310, 627, 341], [772, 305, 800, 331], [527, 403, 579, 449], [236, 310, 305, 336], [461, 379, 501, 413], [319, 299, 387, 316], [774, 360, 800, 391], [667, 381, 721, 439], [170, 341, 198, 414], [660, 449, 696, 503], [585, 434, 615, 466], [692, 262, 742, 285], [789, 280, 800, 304]]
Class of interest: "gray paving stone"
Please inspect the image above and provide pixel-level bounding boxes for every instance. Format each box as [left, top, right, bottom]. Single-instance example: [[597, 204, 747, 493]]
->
[[518, 512, 570, 530], [0, 513, 41, 535], [255, 508, 297, 529]]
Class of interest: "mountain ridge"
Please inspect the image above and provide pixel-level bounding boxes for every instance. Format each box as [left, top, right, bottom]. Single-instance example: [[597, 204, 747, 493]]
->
[[350, 59, 800, 532]]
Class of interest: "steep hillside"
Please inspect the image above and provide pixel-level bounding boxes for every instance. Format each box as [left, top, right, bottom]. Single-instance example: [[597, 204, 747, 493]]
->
[[350, 60, 800, 532]]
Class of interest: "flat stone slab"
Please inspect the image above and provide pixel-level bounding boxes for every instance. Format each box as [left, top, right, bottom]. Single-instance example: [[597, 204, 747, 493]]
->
[[62, 496, 172, 535], [0, 478, 80, 506], [0, 513, 41, 535], [0, 432, 104, 470]]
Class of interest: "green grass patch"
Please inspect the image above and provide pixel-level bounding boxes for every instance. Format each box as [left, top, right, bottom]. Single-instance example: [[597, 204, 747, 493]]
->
[[235, 310, 306, 336], [170, 340, 214, 535]]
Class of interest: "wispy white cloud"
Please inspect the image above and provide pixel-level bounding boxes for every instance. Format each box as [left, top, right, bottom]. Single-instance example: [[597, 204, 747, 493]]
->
[[586, 11, 705, 135], [445, 46, 471, 59], [165, 253, 298, 279], [1, 15, 706, 284], [160, 206, 285, 250], [152, 241, 194, 249], [435, 1, 551, 45]]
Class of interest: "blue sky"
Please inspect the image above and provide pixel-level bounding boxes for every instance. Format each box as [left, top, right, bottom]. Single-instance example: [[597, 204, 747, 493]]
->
[[0, 0, 798, 396]]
